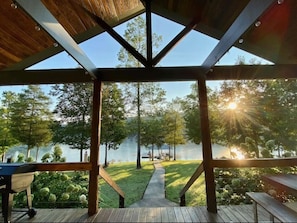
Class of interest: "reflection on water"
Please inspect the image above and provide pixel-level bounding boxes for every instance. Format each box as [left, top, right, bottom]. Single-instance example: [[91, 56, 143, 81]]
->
[[6, 138, 230, 164]]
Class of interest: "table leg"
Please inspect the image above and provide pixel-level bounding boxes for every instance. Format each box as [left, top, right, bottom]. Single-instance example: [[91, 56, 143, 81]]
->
[[253, 201, 258, 223], [2, 192, 14, 223]]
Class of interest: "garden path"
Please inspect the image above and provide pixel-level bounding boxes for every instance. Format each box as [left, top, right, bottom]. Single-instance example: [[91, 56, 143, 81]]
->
[[129, 160, 178, 207]]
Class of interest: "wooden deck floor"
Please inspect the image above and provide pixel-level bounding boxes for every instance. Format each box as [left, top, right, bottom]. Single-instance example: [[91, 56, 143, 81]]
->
[[3, 205, 275, 223]]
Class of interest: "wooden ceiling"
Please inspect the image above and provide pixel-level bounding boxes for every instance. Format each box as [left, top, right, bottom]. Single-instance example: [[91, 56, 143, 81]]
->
[[1, 0, 297, 85]]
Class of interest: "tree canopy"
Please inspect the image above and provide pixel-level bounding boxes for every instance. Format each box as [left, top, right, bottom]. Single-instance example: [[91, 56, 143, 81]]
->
[[10, 85, 53, 159], [50, 83, 93, 162]]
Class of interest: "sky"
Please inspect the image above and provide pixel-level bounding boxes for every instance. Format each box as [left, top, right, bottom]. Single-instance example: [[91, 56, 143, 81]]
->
[[0, 13, 272, 103]]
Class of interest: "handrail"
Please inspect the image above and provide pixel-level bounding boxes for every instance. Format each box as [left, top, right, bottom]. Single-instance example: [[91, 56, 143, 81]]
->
[[179, 161, 204, 206], [33, 162, 92, 171], [211, 157, 297, 168], [99, 165, 125, 208]]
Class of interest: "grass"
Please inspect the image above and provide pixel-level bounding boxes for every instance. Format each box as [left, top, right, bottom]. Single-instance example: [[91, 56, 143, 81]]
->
[[100, 160, 206, 208], [162, 160, 206, 206], [100, 161, 154, 208]]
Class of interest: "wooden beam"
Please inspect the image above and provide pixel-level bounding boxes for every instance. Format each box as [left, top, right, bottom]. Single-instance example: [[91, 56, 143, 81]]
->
[[0, 69, 92, 85], [2, 65, 297, 85], [212, 158, 297, 168], [83, 9, 147, 67], [145, 0, 153, 67], [198, 78, 217, 213], [201, 0, 275, 72], [152, 18, 199, 66], [88, 80, 103, 215], [15, 0, 97, 79], [208, 64, 297, 80], [98, 67, 205, 82], [33, 162, 92, 171]]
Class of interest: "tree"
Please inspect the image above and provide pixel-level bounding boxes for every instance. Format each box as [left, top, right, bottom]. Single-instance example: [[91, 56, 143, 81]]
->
[[141, 115, 166, 161], [101, 83, 127, 167], [117, 15, 163, 169], [163, 108, 186, 160], [181, 84, 202, 144], [0, 91, 18, 161], [50, 83, 92, 162], [258, 79, 297, 156], [10, 85, 53, 159]]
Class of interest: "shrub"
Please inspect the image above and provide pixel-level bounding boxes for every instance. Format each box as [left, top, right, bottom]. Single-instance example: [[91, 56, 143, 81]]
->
[[14, 171, 89, 208]]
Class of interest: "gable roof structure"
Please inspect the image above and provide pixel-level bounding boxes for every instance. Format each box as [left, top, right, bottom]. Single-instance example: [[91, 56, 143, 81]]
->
[[1, 0, 296, 84]]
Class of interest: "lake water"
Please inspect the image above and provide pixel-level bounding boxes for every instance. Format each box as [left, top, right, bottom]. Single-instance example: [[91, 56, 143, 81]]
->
[[6, 138, 230, 164]]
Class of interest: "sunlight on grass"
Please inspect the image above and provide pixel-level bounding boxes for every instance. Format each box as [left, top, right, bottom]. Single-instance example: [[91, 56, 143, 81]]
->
[[162, 160, 206, 206], [99, 160, 206, 208], [99, 161, 154, 208]]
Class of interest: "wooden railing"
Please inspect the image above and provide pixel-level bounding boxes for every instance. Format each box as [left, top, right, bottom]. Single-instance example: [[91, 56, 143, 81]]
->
[[179, 161, 204, 206], [32, 162, 125, 208], [179, 158, 297, 206], [99, 165, 125, 208], [211, 157, 297, 168]]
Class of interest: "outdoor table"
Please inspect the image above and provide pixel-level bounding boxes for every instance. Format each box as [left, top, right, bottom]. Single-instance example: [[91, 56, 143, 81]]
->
[[262, 174, 297, 197]]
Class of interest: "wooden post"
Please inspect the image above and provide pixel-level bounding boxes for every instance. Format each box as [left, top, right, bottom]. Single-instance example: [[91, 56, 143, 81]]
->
[[119, 195, 125, 208], [197, 78, 217, 213], [88, 80, 102, 215], [180, 194, 186, 206]]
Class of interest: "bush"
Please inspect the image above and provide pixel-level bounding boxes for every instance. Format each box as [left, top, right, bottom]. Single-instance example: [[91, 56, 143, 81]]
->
[[215, 166, 297, 205], [14, 171, 89, 208]]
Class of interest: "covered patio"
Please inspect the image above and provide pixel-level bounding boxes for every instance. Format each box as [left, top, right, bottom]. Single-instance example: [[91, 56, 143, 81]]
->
[[1, 0, 297, 222]]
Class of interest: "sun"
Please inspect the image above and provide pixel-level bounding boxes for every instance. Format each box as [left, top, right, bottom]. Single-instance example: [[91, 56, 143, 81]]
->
[[227, 102, 237, 110], [230, 147, 245, 159]]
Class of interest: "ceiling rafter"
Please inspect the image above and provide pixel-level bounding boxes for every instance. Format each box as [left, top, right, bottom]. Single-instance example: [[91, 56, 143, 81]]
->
[[145, 0, 153, 67], [152, 17, 200, 66], [15, 0, 97, 80], [82, 6, 148, 67], [202, 0, 276, 74]]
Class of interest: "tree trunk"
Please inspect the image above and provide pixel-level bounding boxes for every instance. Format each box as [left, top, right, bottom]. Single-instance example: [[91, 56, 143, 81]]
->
[[80, 148, 83, 162], [151, 145, 154, 161], [173, 144, 176, 161], [104, 144, 108, 167], [35, 147, 39, 161], [136, 82, 141, 169], [27, 146, 31, 159]]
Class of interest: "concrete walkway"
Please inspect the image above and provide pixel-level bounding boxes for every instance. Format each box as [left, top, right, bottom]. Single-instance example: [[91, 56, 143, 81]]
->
[[129, 161, 178, 207]]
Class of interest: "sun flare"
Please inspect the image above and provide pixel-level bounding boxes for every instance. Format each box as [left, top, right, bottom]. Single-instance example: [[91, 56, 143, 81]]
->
[[230, 147, 245, 159], [227, 102, 237, 110]]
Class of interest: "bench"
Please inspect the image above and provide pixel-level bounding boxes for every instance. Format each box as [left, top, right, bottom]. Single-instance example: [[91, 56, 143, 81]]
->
[[246, 192, 297, 223]]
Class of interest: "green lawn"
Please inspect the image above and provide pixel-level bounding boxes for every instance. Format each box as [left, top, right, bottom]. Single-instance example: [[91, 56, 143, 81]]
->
[[100, 161, 154, 208], [101, 160, 206, 208], [162, 160, 206, 206]]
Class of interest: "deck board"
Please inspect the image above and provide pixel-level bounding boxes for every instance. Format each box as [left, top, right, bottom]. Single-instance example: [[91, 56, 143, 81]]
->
[[186, 206, 200, 222], [193, 206, 209, 222], [180, 207, 194, 222], [130, 207, 140, 222], [6, 205, 277, 222]]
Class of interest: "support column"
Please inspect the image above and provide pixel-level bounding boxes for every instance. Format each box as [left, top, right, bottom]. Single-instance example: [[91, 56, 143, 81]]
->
[[197, 78, 217, 213], [88, 79, 103, 215]]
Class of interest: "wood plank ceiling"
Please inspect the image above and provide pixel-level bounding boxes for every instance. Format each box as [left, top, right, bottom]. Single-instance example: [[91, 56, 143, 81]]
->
[[0, 0, 297, 84]]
